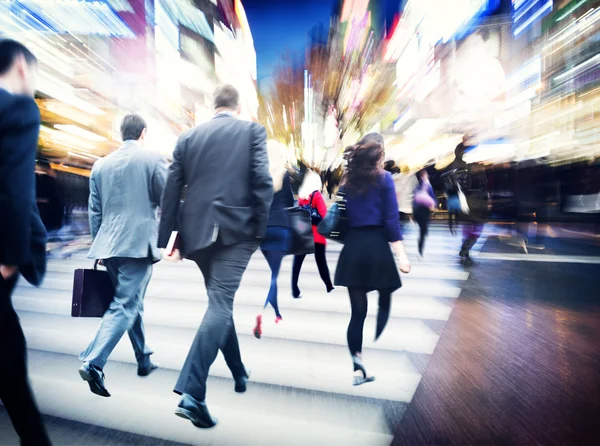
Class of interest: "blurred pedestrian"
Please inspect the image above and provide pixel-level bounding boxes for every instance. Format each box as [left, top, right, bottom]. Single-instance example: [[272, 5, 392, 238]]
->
[[444, 143, 469, 235], [412, 170, 437, 259], [450, 143, 489, 266], [36, 160, 64, 235], [334, 133, 410, 386], [291, 170, 334, 299], [253, 142, 294, 338], [0, 39, 51, 446], [159, 85, 273, 428], [394, 165, 418, 225], [79, 114, 166, 396], [325, 167, 334, 199]]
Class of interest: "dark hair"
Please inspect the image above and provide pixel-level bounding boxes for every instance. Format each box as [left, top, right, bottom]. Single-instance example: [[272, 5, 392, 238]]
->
[[120, 114, 146, 141], [0, 39, 37, 75], [342, 132, 385, 196], [213, 84, 239, 109], [455, 143, 466, 159]]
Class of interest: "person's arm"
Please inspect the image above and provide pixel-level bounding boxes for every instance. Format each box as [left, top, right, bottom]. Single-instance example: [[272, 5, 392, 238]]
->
[[158, 134, 186, 249], [313, 190, 327, 218], [151, 156, 168, 207], [0, 96, 40, 272], [383, 173, 410, 272], [384, 173, 402, 242], [249, 123, 274, 239], [88, 165, 102, 240]]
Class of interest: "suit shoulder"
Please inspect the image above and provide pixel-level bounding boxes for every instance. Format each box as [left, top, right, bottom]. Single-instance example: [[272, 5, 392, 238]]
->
[[144, 150, 167, 165], [249, 121, 266, 133], [0, 92, 39, 123], [90, 158, 104, 177]]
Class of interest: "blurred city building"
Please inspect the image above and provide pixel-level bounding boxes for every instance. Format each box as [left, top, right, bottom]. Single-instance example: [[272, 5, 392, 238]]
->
[[258, 0, 598, 222], [0, 0, 259, 173], [0, 0, 259, 240]]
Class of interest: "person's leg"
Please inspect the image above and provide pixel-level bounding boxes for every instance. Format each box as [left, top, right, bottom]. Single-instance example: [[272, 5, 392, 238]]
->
[[414, 208, 428, 256], [220, 318, 247, 379], [314, 243, 334, 292], [291, 254, 306, 298], [175, 241, 257, 402], [127, 262, 154, 367], [347, 287, 374, 385], [347, 287, 368, 356], [460, 221, 473, 258], [0, 275, 51, 446], [460, 221, 483, 263], [375, 290, 392, 340], [262, 249, 284, 318], [79, 258, 152, 369], [422, 210, 431, 255]]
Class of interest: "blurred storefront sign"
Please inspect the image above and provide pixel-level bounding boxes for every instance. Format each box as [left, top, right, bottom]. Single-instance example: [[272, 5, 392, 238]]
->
[[513, 0, 553, 36]]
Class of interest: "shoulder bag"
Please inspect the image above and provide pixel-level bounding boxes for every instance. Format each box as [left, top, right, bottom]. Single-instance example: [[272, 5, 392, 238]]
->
[[317, 190, 348, 243]]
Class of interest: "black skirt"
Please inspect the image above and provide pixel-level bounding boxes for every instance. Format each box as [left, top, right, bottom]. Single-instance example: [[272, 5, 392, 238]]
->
[[334, 226, 402, 292]]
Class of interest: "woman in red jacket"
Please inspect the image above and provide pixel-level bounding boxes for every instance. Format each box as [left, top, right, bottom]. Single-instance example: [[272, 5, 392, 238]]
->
[[292, 170, 334, 298]]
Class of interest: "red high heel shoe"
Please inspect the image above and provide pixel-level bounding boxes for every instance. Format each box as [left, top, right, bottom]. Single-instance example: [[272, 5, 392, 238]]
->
[[275, 315, 283, 324], [253, 315, 262, 339]]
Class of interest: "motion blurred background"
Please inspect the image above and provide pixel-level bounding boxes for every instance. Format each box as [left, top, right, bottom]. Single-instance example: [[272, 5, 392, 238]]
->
[[1, 2, 600, 445], [1, 0, 598, 256]]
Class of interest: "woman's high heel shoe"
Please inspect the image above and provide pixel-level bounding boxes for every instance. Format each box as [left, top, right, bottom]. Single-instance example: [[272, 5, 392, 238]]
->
[[253, 315, 262, 339], [352, 354, 376, 386]]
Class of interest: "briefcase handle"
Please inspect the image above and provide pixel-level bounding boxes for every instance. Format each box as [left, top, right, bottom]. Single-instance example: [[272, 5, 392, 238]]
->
[[93, 260, 106, 270]]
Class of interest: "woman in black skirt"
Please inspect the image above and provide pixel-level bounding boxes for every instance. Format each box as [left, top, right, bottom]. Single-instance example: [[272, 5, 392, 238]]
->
[[334, 133, 411, 386]]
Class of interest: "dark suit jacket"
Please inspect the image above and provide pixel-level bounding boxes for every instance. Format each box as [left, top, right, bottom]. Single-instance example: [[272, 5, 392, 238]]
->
[[158, 115, 273, 256], [0, 89, 47, 286]]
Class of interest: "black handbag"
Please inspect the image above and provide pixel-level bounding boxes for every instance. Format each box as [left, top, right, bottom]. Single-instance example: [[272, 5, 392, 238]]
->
[[71, 260, 114, 317], [317, 190, 348, 243], [286, 207, 315, 255], [301, 192, 323, 226]]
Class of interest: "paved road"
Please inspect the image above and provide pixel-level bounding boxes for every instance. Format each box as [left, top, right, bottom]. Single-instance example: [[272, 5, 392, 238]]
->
[[1, 224, 478, 445]]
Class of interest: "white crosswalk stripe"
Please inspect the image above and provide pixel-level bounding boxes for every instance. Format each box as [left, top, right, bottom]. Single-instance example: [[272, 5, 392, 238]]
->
[[10, 225, 478, 445]]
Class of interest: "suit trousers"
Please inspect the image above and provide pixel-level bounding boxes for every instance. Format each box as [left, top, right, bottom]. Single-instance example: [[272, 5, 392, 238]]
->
[[79, 257, 153, 369], [174, 240, 258, 402], [0, 274, 51, 445]]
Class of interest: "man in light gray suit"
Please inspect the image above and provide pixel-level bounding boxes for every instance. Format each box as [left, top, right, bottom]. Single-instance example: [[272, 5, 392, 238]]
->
[[79, 114, 167, 397]]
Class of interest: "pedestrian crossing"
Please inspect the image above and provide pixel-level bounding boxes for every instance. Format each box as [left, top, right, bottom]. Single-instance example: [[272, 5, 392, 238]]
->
[[5, 224, 479, 445]]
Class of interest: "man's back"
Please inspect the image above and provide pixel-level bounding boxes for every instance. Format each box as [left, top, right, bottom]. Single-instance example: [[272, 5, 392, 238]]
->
[[0, 89, 46, 284], [88, 141, 166, 261], [159, 115, 272, 255]]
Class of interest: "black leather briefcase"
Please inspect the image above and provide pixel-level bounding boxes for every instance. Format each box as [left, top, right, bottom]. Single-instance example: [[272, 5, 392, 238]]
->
[[71, 260, 114, 317]]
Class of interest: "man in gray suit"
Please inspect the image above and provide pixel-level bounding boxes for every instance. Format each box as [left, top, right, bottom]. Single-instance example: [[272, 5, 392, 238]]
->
[[79, 114, 167, 397], [159, 85, 273, 428]]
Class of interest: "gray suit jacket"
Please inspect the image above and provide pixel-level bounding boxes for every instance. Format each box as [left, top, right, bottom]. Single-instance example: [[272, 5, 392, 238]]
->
[[88, 141, 167, 262], [158, 115, 273, 256]]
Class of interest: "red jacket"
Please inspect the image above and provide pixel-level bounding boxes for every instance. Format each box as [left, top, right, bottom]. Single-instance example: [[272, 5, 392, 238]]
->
[[298, 191, 327, 245]]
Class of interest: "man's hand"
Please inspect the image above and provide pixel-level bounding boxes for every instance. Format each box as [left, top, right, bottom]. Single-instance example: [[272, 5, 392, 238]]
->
[[0, 265, 18, 280], [162, 248, 182, 263]]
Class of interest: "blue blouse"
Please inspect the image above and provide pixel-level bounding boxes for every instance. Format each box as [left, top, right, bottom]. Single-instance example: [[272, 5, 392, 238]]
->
[[345, 171, 403, 242]]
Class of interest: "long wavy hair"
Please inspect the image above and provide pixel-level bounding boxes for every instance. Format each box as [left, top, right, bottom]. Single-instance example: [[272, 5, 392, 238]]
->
[[342, 132, 385, 196]]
